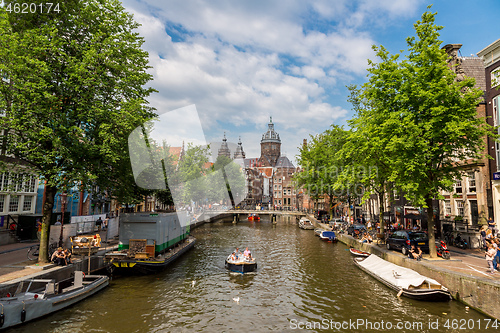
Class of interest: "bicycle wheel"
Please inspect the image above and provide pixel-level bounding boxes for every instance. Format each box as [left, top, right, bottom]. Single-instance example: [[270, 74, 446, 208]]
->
[[27, 246, 39, 261]]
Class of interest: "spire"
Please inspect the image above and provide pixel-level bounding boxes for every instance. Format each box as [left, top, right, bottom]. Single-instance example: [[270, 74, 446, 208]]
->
[[233, 136, 245, 159], [218, 132, 231, 158]]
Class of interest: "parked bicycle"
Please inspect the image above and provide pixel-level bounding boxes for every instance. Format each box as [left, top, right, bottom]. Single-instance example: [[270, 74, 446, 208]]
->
[[27, 242, 58, 261]]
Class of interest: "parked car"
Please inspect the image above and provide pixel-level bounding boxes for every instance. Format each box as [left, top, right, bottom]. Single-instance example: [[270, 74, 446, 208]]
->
[[329, 218, 344, 229], [386, 230, 429, 255], [347, 224, 367, 237]]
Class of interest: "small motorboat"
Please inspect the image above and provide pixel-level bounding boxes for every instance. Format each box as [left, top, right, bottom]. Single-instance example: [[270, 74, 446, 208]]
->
[[225, 253, 257, 273], [349, 248, 370, 257], [248, 214, 260, 221], [298, 218, 314, 230], [319, 230, 337, 242], [353, 255, 451, 302], [0, 272, 109, 329]]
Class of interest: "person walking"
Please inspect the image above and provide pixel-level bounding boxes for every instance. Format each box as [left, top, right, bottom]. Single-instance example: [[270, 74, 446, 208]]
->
[[485, 243, 497, 274], [488, 217, 497, 235]]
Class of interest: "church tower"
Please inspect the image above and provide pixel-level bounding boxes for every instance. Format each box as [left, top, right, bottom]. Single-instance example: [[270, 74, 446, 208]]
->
[[217, 132, 231, 158], [260, 117, 281, 167], [233, 136, 246, 159]]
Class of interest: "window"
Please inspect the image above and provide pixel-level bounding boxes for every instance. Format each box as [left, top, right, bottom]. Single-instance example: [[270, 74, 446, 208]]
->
[[445, 200, 451, 216], [9, 195, 19, 212], [274, 185, 277, 190], [456, 200, 464, 216], [279, 178, 282, 183], [278, 200, 281, 205], [455, 179, 462, 194], [2, 172, 8, 191], [279, 185, 282, 190], [22, 196, 32, 211], [467, 171, 476, 193], [492, 67, 500, 88], [0, 194, 4, 212]]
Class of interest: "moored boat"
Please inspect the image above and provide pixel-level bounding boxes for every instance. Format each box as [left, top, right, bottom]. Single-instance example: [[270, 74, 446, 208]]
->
[[353, 255, 452, 302], [349, 248, 370, 257], [105, 212, 195, 275], [298, 218, 314, 230], [319, 230, 337, 242], [0, 272, 108, 330]]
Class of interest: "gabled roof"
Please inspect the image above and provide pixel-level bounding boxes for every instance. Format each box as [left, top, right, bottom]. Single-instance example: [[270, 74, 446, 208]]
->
[[275, 156, 295, 168], [461, 57, 486, 92]]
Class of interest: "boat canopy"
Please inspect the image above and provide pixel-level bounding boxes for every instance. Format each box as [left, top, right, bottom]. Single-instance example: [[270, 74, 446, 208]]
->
[[356, 255, 442, 289]]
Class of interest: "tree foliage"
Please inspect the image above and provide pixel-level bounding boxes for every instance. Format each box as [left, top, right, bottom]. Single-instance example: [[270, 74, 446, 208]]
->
[[0, 0, 156, 262]]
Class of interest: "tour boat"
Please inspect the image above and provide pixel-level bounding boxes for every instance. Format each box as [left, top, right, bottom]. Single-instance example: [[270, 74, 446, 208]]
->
[[353, 255, 452, 302], [298, 218, 314, 230], [225, 254, 257, 273], [0, 272, 109, 330], [349, 248, 370, 257], [319, 230, 337, 242]]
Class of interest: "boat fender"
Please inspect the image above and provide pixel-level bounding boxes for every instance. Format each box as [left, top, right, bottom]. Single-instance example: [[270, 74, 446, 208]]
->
[[0, 304, 4, 327], [397, 289, 403, 298], [21, 301, 26, 322]]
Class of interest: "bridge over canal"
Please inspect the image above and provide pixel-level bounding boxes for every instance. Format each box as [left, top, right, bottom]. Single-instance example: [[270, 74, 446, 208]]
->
[[194, 210, 308, 225]]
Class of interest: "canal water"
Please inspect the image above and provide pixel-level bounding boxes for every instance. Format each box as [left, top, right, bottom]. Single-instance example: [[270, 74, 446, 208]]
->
[[13, 218, 498, 333]]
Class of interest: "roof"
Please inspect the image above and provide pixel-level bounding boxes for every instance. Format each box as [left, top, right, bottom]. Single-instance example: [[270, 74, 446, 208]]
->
[[461, 57, 486, 92], [275, 156, 295, 169]]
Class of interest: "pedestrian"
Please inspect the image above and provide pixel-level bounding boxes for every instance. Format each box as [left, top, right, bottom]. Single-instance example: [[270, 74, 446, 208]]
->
[[367, 220, 372, 231], [480, 225, 488, 250], [96, 217, 103, 232], [493, 238, 500, 271], [103, 216, 109, 231], [36, 219, 42, 241], [485, 243, 497, 274], [488, 217, 497, 235]]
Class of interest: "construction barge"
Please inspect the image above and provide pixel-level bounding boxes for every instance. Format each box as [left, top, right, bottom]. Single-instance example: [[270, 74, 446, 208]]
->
[[104, 212, 195, 274]]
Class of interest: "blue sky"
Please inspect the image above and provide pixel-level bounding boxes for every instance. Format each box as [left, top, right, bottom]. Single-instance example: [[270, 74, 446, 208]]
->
[[121, 0, 500, 163]]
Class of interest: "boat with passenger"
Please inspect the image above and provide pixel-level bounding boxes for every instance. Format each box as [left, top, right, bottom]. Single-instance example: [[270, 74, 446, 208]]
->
[[353, 255, 451, 301], [298, 218, 314, 230], [248, 214, 260, 221], [0, 272, 108, 330], [225, 250, 257, 273]]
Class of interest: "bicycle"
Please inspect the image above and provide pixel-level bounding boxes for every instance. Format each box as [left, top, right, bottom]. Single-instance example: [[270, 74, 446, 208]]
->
[[27, 242, 58, 261]]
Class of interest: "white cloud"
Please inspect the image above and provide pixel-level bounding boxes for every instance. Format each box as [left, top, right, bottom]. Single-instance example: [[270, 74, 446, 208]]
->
[[122, 0, 424, 160]]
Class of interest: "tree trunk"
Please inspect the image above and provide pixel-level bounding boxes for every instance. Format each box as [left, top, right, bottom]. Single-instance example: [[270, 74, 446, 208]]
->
[[378, 191, 385, 236], [426, 194, 437, 258], [39, 184, 56, 264]]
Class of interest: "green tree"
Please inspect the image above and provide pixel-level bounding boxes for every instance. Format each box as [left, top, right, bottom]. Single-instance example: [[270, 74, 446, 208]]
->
[[0, 0, 156, 262], [177, 144, 211, 206], [356, 8, 494, 256]]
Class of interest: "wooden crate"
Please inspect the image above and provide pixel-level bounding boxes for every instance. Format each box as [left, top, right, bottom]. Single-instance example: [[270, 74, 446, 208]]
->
[[128, 239, 147, 256]]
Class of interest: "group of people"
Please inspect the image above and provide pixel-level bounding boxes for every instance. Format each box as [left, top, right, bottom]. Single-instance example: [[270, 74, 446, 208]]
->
[[229, 247, 255, 262], [479, 218, 500, 274], [51, 247, 72, 266], [360, 232, 373, 243], [408, 245, 423, 261]]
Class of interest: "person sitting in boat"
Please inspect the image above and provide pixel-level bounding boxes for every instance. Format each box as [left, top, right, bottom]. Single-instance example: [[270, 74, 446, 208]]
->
[[51, 247, 67, 266], [230, 252, 237, 262], [243, 247, 251, 258], [234, 247, 241, 259], [409, 245, 422, 261]]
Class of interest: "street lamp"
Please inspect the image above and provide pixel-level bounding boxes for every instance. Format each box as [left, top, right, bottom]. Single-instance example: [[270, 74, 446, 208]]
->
[[59, 192, 67, 248]]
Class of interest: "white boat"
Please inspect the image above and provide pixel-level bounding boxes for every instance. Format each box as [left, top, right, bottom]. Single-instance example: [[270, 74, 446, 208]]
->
[[298, 218, 314, 230], [0, 272, 109, 330], [353, 255, 451, 302]]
